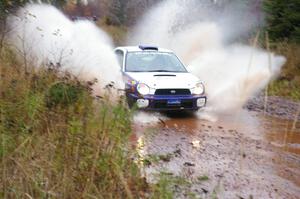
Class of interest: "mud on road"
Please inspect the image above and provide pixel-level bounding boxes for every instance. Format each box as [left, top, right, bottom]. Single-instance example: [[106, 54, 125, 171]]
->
[[132, 99, 300, 199]]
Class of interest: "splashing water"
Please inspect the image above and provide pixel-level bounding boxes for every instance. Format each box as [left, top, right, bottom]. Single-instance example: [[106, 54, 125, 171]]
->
[[133, 111, 168, 125], [7, 4, 123, 95], [129, 0, 286, 118]]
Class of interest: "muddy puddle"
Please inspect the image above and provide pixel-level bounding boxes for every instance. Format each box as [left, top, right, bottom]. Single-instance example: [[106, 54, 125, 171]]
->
[[132, 110, 300, 199]]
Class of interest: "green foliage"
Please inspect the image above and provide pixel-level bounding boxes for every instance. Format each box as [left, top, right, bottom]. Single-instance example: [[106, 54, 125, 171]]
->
[[46, 82, 84, 108], [263, 0, 300, 43], [197, 175, 209, 181], [269, 79, 300, 100]]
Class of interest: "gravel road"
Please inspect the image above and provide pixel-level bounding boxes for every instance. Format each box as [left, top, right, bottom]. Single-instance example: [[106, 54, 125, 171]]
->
[[133, 97, 300, 199]]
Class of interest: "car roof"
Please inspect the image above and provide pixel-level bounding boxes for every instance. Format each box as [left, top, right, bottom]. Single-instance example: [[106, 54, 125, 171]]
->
[[115, 46, 173, 53]]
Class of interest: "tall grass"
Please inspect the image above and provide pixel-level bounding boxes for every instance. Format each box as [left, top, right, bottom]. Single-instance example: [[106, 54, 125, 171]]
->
[[268, 42, 300, 101], [0, 47, 148, 198]]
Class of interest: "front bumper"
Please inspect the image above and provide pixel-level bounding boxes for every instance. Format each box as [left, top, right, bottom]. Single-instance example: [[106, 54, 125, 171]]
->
[[127, 93, 206, 111]]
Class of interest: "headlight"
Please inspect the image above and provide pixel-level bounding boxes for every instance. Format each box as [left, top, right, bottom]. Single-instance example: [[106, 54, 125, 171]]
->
[[137, 83, 150, 95], [193, 82, 205, 95]]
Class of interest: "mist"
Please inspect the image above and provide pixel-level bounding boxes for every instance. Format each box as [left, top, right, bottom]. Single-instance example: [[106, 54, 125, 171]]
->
[[7, 4, 123, 95]]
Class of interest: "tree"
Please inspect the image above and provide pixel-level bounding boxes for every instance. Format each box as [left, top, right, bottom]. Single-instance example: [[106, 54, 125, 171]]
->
[[107, 0, 128, 26], [0, 0, 67, 15], [264, 0, 300, 43]]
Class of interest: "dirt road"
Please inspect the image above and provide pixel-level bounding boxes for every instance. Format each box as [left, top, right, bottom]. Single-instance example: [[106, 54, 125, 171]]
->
[[132, 104, 300, 198]]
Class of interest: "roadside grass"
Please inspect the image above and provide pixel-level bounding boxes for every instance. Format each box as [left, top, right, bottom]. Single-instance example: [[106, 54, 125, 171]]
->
[[268, 42, 300, 101], [152, 171, 191, 199], [197, 175, 209, 182], [151, 172, 212, 199], [0, 47, 150, 198], [142, 153, 174, 166]]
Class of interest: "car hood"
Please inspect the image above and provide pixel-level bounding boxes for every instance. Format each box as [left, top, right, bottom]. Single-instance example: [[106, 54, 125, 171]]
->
[[126, 72, 200, 89]]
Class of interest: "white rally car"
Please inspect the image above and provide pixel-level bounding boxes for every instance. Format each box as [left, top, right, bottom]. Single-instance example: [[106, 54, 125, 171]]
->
[[115, 45, 206, 111]]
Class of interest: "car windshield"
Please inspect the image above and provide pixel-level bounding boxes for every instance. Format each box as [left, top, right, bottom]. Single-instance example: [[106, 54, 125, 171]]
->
[[125, 52, 187, 72]]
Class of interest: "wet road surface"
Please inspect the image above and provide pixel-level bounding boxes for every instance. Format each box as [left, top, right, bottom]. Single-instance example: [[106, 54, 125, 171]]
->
[[132, 110, 300, 199]]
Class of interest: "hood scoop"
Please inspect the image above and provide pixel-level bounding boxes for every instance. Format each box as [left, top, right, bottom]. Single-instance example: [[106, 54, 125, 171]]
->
[[154, 74, 176, 77]]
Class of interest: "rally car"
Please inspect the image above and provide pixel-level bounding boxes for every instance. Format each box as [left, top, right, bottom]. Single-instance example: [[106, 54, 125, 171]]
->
[[114, 45, 206, 111]]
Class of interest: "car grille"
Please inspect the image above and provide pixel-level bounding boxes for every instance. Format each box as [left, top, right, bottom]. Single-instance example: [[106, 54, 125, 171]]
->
[[153, 100, 194, 109], [154, 89, 191, 95]]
